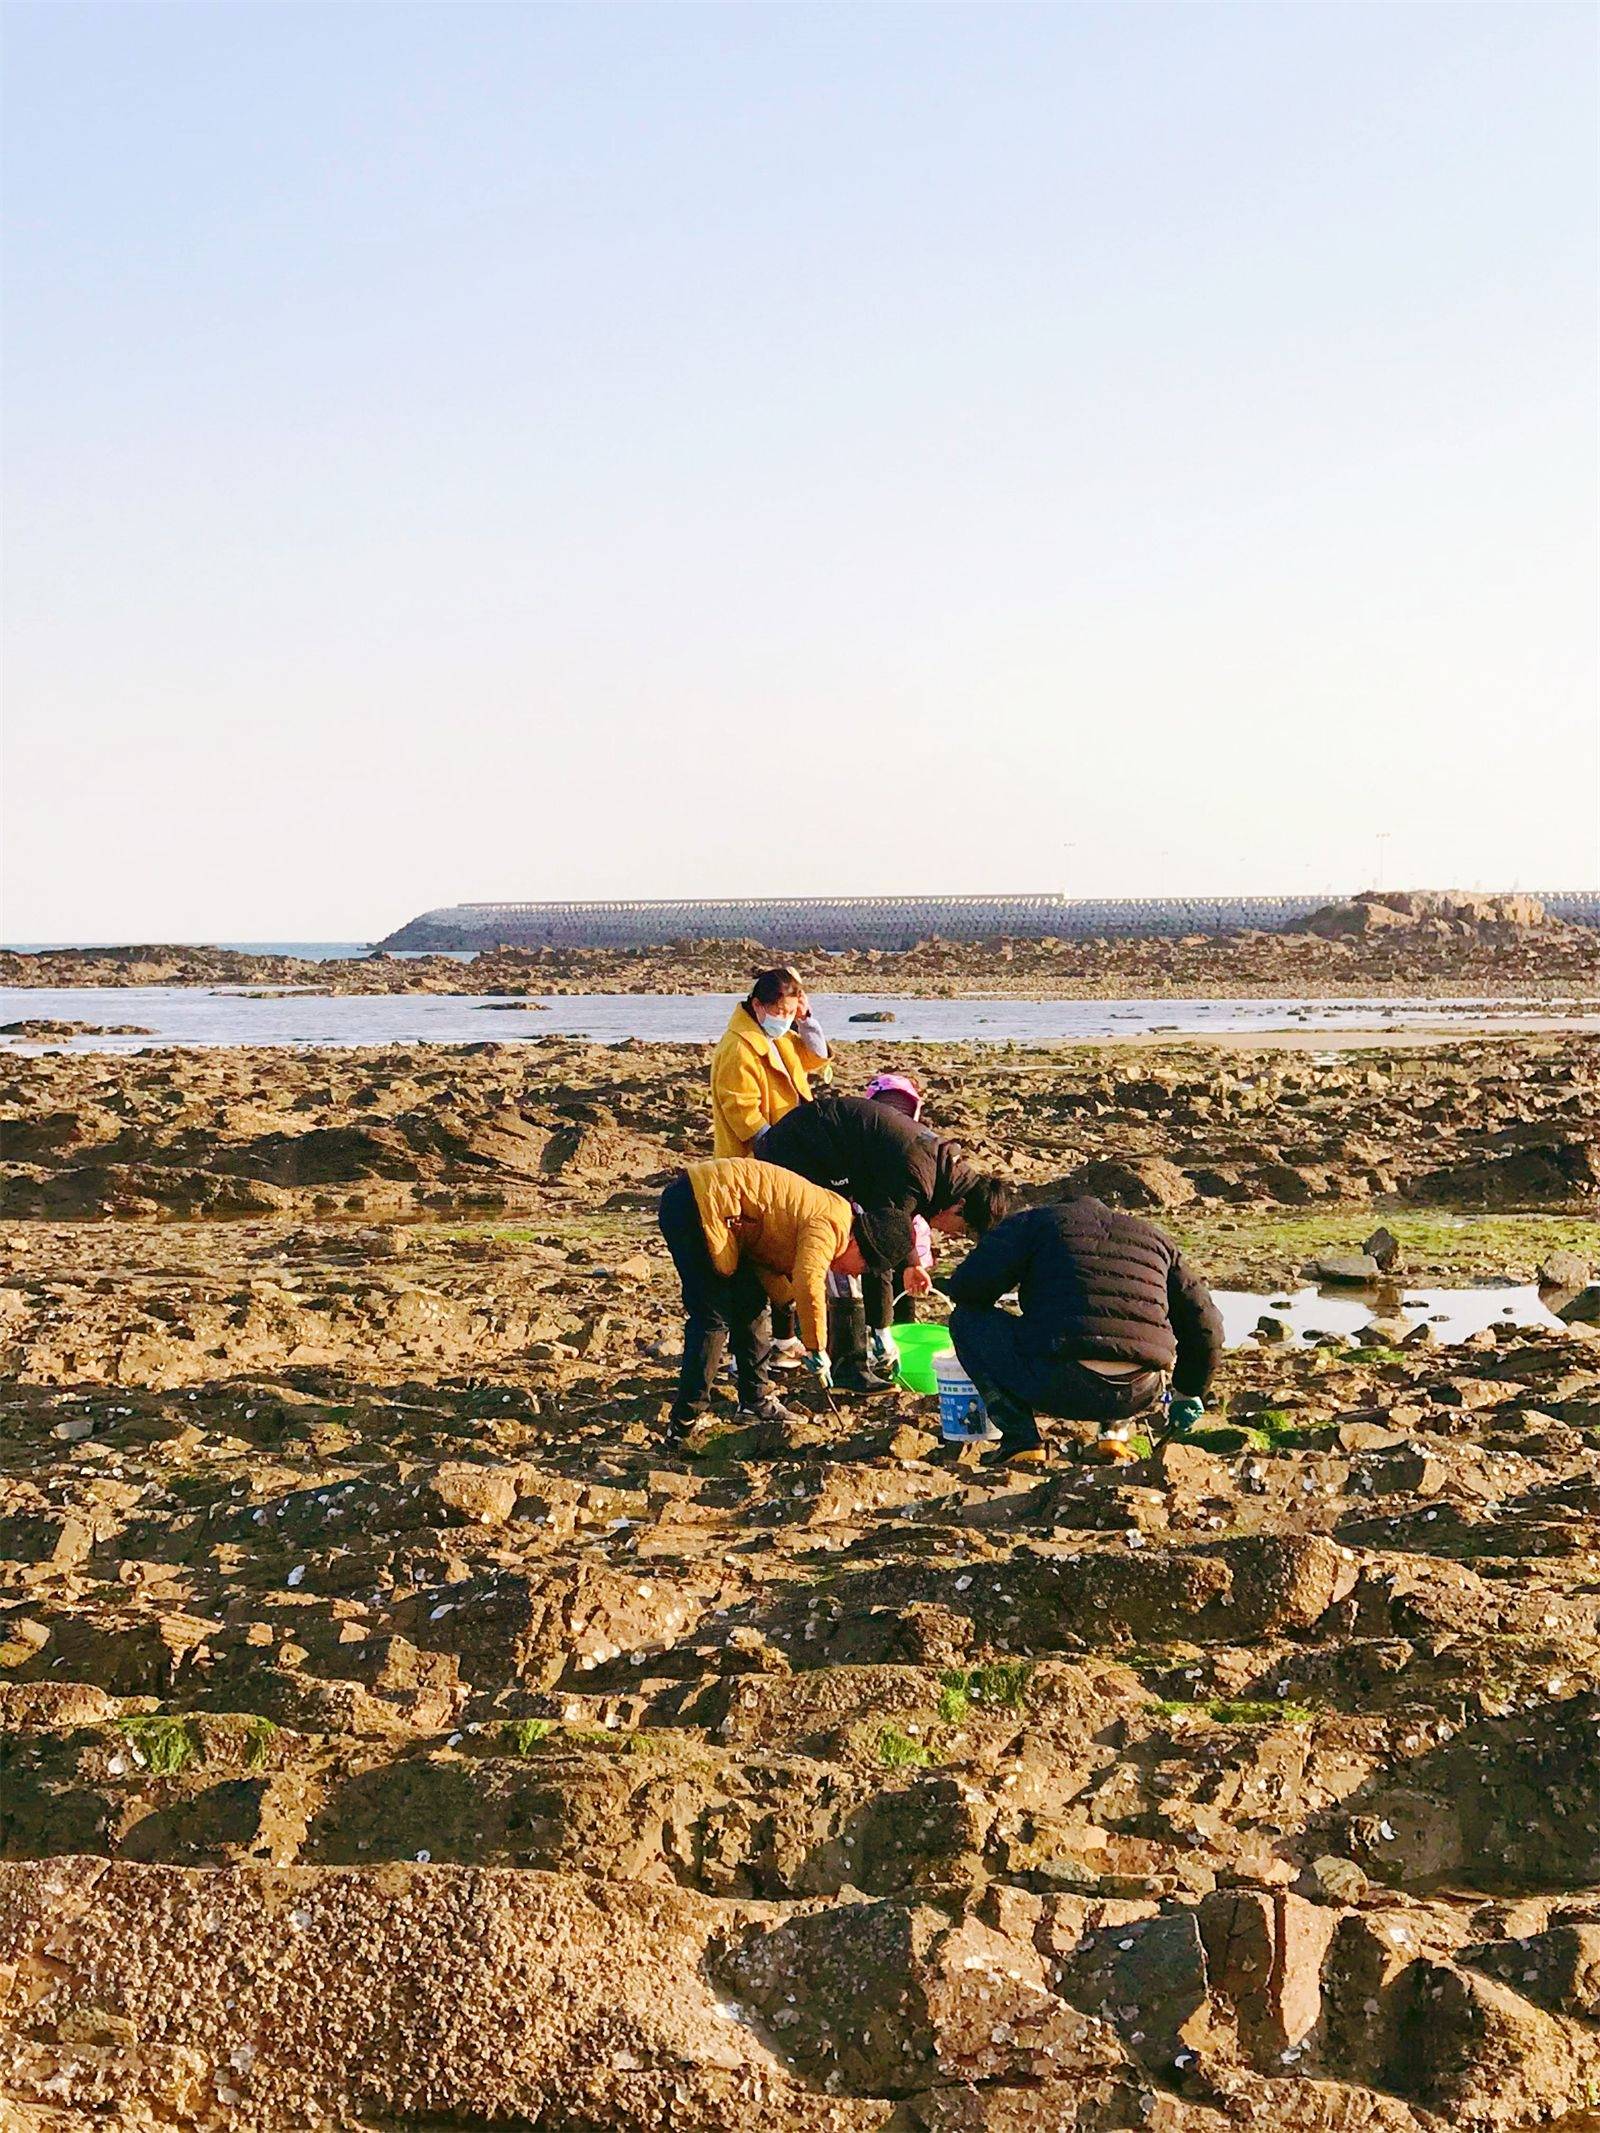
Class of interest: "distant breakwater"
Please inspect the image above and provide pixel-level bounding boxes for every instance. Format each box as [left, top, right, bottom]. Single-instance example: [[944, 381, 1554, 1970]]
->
[[379, 891, 1600, 954]]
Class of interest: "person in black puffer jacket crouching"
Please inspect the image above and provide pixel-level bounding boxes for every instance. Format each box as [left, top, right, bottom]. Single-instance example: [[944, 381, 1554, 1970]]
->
[[944, 1197, 1224, 1468]]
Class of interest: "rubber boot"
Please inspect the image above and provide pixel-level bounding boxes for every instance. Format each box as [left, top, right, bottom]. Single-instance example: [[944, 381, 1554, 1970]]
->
[[738, 1390, 802, 1424], [670, 1322, 727, 1430], [979, 1388, 1047, 1469], [830, 1294, 895, 1394]]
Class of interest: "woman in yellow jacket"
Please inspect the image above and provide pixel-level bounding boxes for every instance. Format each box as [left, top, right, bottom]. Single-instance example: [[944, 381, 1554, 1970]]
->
[[709, 966, 832, 1158], [657, 1157, 913, 1428], [709, 965, 832, 1359]]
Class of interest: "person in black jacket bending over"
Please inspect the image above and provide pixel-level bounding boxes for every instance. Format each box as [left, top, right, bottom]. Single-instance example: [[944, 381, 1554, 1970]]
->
[[757, 1090, 1011, 1391], [945, 1196, 1224, 1468]]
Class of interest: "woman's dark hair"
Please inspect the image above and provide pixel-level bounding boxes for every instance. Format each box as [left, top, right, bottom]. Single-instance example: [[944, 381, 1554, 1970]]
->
[[749, 965, 803, 1007], [961, 1176, 1012, 1236], [851, 1204, 916, 1275]]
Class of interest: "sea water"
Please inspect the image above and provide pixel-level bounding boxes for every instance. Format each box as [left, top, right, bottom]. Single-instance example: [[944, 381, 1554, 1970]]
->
[[0, 988, 1592, 1053]]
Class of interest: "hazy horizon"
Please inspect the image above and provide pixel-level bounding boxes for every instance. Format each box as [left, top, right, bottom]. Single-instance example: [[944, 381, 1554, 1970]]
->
[[5, 2, 1596, 941]]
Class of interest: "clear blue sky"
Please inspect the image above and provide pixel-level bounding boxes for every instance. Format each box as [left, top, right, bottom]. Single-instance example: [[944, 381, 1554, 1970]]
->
[[4, 1, 1595, 941]]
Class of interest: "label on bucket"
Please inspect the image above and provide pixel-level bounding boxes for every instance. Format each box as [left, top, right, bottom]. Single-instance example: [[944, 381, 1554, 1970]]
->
[[933, 1353, 995, 1443]]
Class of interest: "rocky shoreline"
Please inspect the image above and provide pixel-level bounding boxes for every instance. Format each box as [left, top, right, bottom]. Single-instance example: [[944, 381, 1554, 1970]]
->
[[3, 903, 1597, 1005]]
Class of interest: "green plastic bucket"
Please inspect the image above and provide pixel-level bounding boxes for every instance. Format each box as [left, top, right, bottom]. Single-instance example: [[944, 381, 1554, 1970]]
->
[[888, 1322, 955, 1395]]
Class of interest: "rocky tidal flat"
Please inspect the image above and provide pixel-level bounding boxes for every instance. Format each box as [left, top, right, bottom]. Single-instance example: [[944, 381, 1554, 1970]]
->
[[2, 1031, 1599, 2130]]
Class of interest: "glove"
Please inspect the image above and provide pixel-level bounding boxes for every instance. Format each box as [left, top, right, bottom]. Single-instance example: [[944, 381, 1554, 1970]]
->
[[803, 1350, 833, 1390], [1168, 1395, 1206, 1434], [866, 1326, 896, 1370]]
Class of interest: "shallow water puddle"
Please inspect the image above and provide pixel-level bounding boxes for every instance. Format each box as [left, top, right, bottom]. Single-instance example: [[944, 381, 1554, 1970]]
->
[[1216, 1281, 1570, 1347]]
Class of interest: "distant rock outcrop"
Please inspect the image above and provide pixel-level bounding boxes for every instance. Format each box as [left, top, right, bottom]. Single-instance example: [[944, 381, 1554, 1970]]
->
[[1294, 891, 1565, 939]]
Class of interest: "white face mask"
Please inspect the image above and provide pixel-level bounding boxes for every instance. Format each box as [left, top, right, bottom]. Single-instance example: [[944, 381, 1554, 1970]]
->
[[758, 1011, 794, 1040]]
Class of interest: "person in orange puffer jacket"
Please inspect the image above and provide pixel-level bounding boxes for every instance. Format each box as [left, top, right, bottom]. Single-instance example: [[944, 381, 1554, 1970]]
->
[[657, 1157, 912, 1430]]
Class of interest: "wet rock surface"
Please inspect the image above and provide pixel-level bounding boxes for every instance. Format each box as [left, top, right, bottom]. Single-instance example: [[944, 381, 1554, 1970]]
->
[[2, 1034, 1599, 2129]]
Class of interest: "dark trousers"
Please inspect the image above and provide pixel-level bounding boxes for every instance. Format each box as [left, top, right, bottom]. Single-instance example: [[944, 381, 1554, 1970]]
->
[[658, 1173, 772, 1415], [862, 1265, 919, 1331], [950, 1304, 1164, 1450]]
